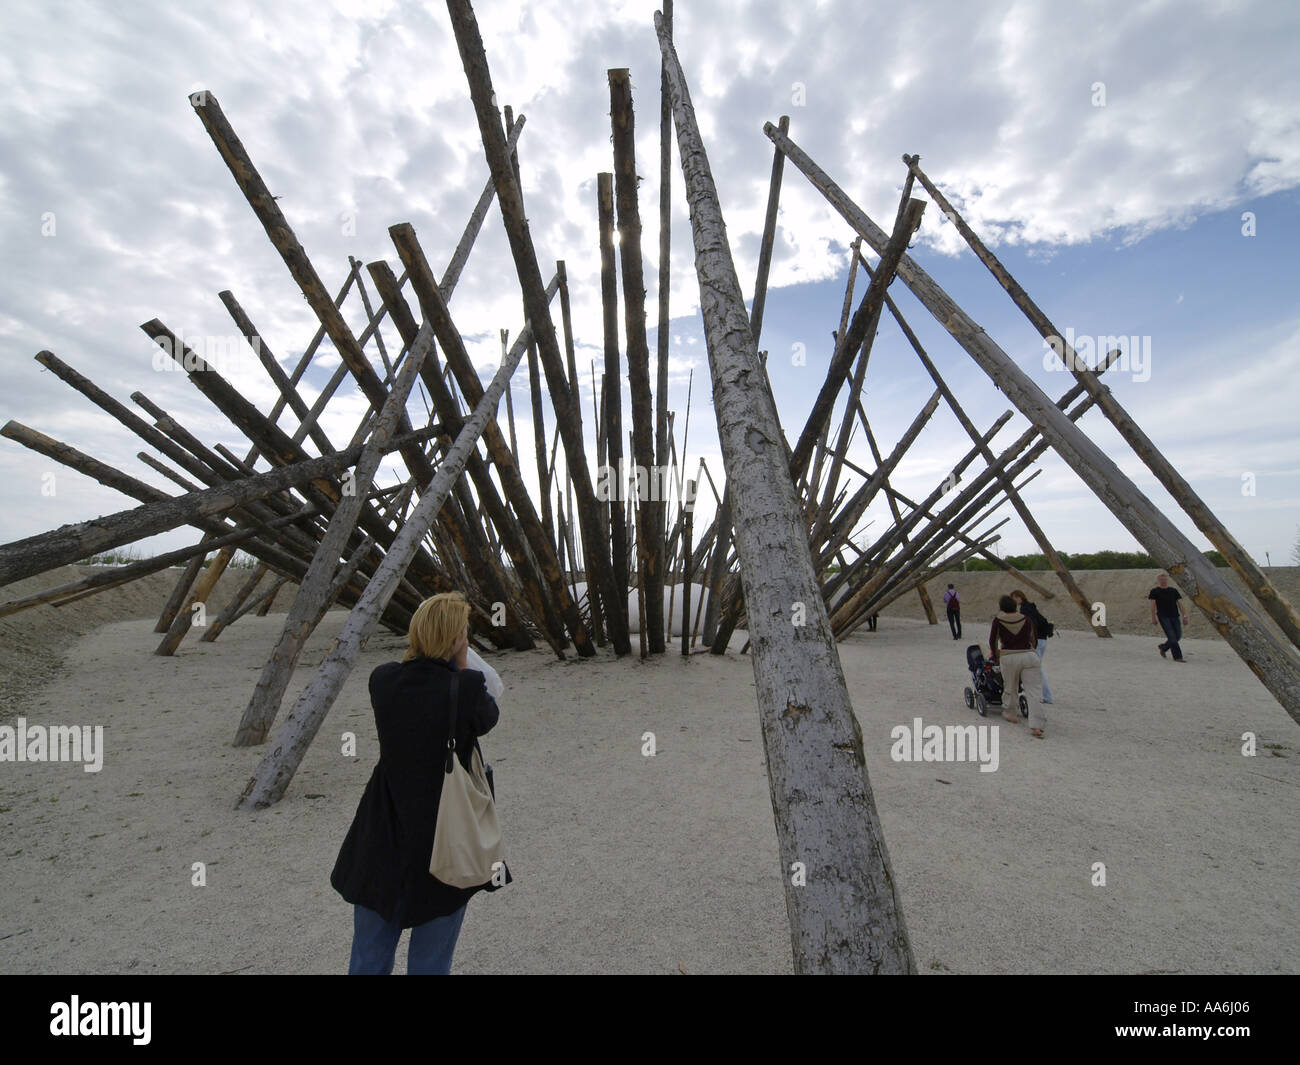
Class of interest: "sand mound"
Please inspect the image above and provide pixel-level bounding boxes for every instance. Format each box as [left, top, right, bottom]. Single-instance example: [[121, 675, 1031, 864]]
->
[[0, 566, 298, 721]]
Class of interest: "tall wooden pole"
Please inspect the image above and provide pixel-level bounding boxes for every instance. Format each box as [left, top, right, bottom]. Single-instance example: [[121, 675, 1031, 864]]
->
[[597, 173, 630, 615], [610, 67, 666, 654], [382, 235, 593, 656], [656, 0, 674, 499], [446, 0, 630, 654], [234, 325, 434, 747], [656, 12, 915, 973]]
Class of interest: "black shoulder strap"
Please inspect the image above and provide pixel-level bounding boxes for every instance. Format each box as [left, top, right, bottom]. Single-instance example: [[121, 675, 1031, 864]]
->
[[443, 670, 460, 774]]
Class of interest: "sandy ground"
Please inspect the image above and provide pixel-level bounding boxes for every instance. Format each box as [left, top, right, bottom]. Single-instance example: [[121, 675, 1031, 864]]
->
[[0, 565, 298, 719], [1, 572, 1296, 974]]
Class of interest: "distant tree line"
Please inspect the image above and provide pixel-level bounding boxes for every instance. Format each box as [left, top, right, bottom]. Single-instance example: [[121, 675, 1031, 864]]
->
[[963, 549, 1229, 571]]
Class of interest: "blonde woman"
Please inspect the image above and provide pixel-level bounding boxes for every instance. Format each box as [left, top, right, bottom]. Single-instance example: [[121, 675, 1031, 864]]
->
[[331, 591, 508, 974]]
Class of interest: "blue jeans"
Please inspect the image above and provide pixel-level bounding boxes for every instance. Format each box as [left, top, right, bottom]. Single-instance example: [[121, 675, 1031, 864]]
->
[[1158, 615, 1184, 660], [1035, 638, 1053, 701], [349, 902, 467, 974]]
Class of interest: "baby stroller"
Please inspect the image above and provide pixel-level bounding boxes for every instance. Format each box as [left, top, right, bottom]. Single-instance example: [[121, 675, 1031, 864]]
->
[[963, 644, 1028, 718]]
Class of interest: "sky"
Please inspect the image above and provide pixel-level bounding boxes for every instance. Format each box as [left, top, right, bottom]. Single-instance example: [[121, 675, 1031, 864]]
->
[[1, 0, 1298, 572]]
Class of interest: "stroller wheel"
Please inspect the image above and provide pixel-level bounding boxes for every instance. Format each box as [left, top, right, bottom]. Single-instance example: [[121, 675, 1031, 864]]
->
[[1019, 694, 1029, 717], [963, 686, 974, 710], [975, 691, 988, 716]]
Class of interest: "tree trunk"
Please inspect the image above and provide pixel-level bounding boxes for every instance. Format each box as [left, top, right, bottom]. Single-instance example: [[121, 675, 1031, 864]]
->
[[656, 12, 915, 973], [598, 173, 630, 617], [609, 67, 666, 654]]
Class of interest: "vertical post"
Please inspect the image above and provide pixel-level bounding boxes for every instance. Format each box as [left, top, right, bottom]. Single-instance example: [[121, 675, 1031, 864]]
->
[[610, 68, 666, 654]]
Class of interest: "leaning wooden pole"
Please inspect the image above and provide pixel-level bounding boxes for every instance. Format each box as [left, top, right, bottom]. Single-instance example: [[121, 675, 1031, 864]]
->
[[446, 0, 630, 655], [656, 0, 674, 493], [703, 113, 790, 652], [157, 539, 212, 632], [234, 325, 434, 747], [0, 432, 374, 586], [154, 546, 236, 655], [860, 252, 1109, 636], [880, 484, 1057, 601], [237, 301, 533, 809], [381, 238, 590, 656], [201, 562, 268, 642], [656, 11, 914, 973], [766, 124, 1300, 719], [903, 155, 1300, 650], [190, 92, 437, 491]]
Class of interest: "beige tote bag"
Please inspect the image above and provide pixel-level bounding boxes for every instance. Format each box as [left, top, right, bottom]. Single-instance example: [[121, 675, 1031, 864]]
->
[[430, 671, 504, 889]]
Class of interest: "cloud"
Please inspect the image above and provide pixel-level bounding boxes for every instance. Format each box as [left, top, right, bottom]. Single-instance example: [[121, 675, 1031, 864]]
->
[[1, 0, 1297, 560]]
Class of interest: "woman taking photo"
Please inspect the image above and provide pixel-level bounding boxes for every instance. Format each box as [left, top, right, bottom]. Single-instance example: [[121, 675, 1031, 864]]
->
[[331, 591, 507, 974]]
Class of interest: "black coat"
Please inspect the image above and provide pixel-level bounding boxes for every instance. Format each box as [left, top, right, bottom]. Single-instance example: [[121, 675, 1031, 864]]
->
[[1018, 600, 1048, 640], [330, 656, 508, 927]]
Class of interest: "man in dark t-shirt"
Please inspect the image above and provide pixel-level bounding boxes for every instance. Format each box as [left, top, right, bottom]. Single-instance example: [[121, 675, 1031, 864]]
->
[[1148, 572, 1190, 662]]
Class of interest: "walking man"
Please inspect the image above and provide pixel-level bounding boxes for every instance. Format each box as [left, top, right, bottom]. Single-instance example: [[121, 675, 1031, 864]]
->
[[943, 584, 962, 640], [1148, 573, 1190, 663]]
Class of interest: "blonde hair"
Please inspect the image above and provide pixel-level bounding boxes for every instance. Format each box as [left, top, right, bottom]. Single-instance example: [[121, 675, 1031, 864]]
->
[[404, 592, 469, 662]]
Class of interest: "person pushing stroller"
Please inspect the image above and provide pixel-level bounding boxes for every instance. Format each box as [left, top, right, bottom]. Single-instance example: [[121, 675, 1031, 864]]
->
[[989, 594, 1045, 738]]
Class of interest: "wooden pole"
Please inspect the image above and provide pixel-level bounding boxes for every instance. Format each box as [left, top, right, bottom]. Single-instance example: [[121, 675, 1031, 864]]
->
[[381, 235, 592, 656], [201, 562, 268, 642], [880, 484, 1057, 600], [656, 0, 674, 496], [681, 477, 694, 656], [788, 199, 925, 485], [237, 288, 538, 808], [0, 435, 376, 587], [445, 2, 630, 654], [857, 251, 1109, 636], [610, 67, 666, 654], [0, 510, 310, 620], [369, 263, 555, 653], [598, 172, 631, 619], [903, 154, 1300, 650], [703, 113, 792, 651], [656, 12, 914, 973], [154, 546, 237, 655], [773, 136, 1300, 711], [234, 324, 435, 746], [157, 539, 212, 632], [189, 91, 438, 492]]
